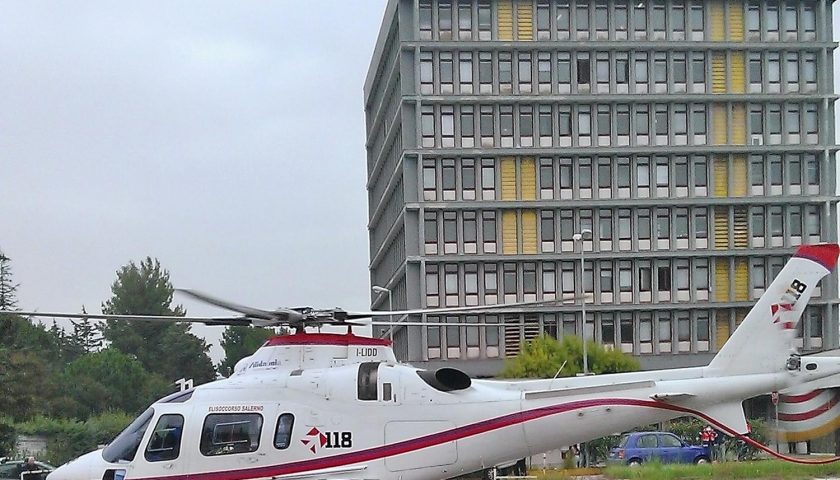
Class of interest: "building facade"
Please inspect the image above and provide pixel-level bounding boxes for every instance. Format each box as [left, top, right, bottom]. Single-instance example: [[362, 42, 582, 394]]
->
[[364, 0, 839, 376]]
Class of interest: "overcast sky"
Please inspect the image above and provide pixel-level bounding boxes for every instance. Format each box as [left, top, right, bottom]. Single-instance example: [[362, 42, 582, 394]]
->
[[0, 2, 388, 362], [2, 3, 840, 364]]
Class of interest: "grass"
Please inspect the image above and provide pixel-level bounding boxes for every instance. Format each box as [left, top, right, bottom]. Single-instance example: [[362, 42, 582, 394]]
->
[[530, 460, 840, 480], [604, 460, 840, 480]]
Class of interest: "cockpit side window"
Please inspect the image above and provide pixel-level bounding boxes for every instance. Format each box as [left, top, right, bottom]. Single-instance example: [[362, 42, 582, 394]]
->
[[144, 414, 184, 462], [103, 408, 155, 463], [200, 414, 263, 456], [357, 362, 379, 401], [274, 413, 295, 449]]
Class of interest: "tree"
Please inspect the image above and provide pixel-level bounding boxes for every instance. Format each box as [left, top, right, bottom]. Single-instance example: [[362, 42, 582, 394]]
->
[[0, 250, 19, 311], [54, 349, 169, 418], [218, 326, 278, 376], [101, 257, 216, 386], [498, 335, 640, 379], [0, 348, 51, 420], [65, 307, 104, 360]]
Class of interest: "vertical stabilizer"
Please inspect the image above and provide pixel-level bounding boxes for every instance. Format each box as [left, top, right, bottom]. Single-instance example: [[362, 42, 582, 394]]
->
[[707, 244, 839, 376]]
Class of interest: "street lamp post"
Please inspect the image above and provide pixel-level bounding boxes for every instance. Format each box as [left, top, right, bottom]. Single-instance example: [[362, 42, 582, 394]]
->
[[372, 285, 393, 341], [572, 228, 593, 375]]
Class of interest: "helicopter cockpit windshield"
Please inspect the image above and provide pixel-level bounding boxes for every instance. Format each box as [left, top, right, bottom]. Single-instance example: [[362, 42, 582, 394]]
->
[[102, 408, 154, 463]]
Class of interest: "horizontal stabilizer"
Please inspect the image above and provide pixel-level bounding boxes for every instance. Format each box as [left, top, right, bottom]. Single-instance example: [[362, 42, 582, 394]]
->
[[694, 402, 749, 436], [650, 393, 696, 403]]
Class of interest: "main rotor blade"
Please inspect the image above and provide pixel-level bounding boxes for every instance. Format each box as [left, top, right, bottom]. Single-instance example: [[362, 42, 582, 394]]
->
[[2, 310, 250, 326], [177, 289, 279, 320], [345, 296, 589, 319]]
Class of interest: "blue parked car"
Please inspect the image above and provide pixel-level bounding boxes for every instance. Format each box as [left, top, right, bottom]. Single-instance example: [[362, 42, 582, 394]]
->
[[607, 432, 711, 466]]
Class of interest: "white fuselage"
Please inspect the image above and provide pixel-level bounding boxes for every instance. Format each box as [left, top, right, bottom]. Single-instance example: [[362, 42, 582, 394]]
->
[[48, 356, 840, 480]]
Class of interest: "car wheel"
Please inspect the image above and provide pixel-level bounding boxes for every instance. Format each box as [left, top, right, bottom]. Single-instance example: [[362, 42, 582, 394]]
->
[[628, 459, 642, 467], [695, 456, 710, 465]]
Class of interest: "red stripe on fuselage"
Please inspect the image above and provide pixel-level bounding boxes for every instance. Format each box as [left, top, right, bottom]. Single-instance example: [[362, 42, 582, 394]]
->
[[780, 390, 823, 403], [264, 333, 391, 347], [778, 392, 840, 422], [129, 398, 724, 480]]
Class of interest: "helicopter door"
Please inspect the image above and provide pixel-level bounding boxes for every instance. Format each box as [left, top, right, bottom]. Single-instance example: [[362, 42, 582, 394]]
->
[[139, 412, 188, 478]]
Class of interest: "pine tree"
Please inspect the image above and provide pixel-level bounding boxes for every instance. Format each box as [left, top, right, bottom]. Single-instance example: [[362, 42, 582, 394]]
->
[[0, 250, 19, 311], [69, 307, 103, 355], [101, 257, 216, 385]]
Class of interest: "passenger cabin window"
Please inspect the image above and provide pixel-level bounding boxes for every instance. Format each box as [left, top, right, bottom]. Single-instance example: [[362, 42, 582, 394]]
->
[[145, 414, 184, 462], [274, 414, 295, 450], [200, 414, 263, 456], [103, 408, 155, 463], [358, 362, 379, 401]]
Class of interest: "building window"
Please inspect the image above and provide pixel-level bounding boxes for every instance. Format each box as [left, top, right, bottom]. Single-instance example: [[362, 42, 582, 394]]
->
[[499, 52, 512, 88], [426, 264, 440, 306], [480, 105, 494, 144], [477, 0, 491, 40], [576, 52, 591, 87], [423, 160, 436, 200], [443, 210, 457, 247], [599, 261, 613, 294], [616, 52, 629, 87], [523, 262, 537, 296], [518, 52, 532, 92], [421, 105, 435, 147], [427, 322, 441, 358], [482, 210, 497, 248], [484, 263, 498, 296], [539, 105, 552, 145], [536, 0, 550, 39], [694, 208, 708, 242], [420, 51, 433, 94], [440, 52, 454, 92], [500, 105, 513, 145], [481, 158, 495, 199], [465, 263, 478, 296], [441, 105, 455, 146], [503, 263, 517, 299], [424, 212, 438, 252], [615, 3, 629, 38], [478, 52, 493, 92], [557, 2, 571, 38], [538, 52, 551, 90], [444, 263, 459, 305], [419, 0, 432, 39], [460, 105, 475, 147], [519, 105, 533, 145], [445, 317, 460, 357], [459, 52, 473, 93], [557, 52, 571, 91], [458, 0, 472, 39], [463, 211, 477, 249], [575, 3, 590, 39], [539, 210, 555, 249], [543, 262, 556, 297]]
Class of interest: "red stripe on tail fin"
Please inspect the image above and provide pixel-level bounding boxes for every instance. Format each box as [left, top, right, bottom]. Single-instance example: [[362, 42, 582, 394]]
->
[[794, 244, 840, 271]]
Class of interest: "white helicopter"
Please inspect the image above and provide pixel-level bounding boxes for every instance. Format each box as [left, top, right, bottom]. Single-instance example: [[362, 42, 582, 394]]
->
[[7, 243, 840, 480]]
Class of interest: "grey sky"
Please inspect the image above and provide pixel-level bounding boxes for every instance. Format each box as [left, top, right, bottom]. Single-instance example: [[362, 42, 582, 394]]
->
[[0, 2, 388, 361], [2, 3, 840, 365]]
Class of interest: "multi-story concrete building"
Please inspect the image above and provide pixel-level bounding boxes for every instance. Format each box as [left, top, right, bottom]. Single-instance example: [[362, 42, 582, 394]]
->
[[364, 0, 838, 377]]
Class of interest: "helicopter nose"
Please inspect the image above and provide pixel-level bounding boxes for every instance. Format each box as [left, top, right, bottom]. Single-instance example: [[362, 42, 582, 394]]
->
[[47, 450, 100, 480]]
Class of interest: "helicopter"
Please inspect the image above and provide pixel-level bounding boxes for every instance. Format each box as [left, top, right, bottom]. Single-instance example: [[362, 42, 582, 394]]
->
[[5, 243, 840, 480]]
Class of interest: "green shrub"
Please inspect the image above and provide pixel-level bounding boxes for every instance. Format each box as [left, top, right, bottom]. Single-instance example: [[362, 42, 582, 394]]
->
[[16, 411, 133, 465]]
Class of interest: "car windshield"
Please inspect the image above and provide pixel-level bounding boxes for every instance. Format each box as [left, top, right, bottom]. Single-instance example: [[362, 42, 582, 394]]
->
[[102, 408, 154, 463], [618, 434, 629, 448]]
